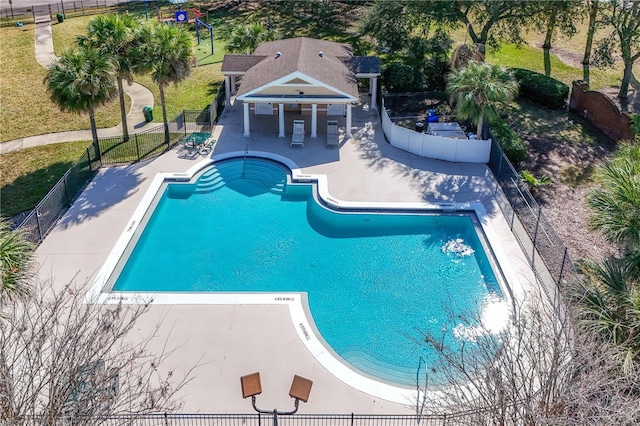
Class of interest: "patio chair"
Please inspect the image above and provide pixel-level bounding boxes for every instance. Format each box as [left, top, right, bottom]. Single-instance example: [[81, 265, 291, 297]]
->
[[199, 137, 217, 155], [291, 120, 305, 147], [326, 120, 339, 147]]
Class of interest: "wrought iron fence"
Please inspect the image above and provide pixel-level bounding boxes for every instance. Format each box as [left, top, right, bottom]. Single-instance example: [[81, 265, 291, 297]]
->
[[16, 108, 213, 244], [22, 411, 486, 426], [17, 144, 100, 245], [1, 0, 123, 26], [487, 132, 577, 290]]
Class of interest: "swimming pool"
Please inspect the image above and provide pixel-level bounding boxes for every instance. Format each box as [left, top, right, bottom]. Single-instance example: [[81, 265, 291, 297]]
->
[[104, 157, 507, 387]]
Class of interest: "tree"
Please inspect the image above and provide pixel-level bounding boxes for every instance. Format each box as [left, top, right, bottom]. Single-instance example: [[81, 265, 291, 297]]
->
[[598, 0, 640, 99], [136, 23, 193, 144], [226, 23, 280, 54], [45, 47, 117, 160], [0, 279, 199, 423], [420, 290, 640, 424], [582, 0, 601, 82], [0, 219, 34, 302], [587, 142, 640, 258], [577, 142, 640, 371], [78, 13, 141, 142], [446, 61, 518, 139]]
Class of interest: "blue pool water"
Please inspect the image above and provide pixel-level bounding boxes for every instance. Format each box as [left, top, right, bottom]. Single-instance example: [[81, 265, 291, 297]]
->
[[112, 159, 503, 385]]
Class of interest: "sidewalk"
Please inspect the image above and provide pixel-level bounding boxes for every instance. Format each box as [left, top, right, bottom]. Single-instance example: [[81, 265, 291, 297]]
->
[[0, 16, 155, 154]]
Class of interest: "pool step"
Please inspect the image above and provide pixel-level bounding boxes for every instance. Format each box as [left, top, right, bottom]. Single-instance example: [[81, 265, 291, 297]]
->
[[340, 348, 418, 386], [195, 160, 287, 194]]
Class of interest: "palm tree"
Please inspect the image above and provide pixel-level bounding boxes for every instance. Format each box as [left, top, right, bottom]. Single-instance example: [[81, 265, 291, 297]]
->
[[587, 142, 640, 260], [446, 61, 519, 139], [0, 219, 34, 301], [136, 23, 193, 144], [226, 23, 280, 54], [45, 47, 117, 158], [78, 13, 140, 142]]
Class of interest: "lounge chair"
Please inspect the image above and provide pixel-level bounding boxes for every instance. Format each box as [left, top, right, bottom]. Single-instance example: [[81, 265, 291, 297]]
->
[[291, 120, 305, 147], [326, 120, 339, 147]]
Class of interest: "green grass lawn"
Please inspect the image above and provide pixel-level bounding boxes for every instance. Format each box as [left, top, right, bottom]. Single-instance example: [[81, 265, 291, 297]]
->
[[0, 141, 92, 217], [0, 23, 123, 143]]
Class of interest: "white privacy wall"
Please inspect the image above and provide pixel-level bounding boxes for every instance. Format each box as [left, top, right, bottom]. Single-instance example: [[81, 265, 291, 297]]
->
[[381, 107, 491, 163]]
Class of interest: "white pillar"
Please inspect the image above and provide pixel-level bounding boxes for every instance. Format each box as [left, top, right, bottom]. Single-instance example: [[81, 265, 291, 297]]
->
[[370, 77, 378, 110], [230, 75, 237, 95], [278, 103, 285, 138], [311, 103, 318, 138], [224, 76, 231, 107], [346, 104, 352, 137], [243, 102, 251, 137]]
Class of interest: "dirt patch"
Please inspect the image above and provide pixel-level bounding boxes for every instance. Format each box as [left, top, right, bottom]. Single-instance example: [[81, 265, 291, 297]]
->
[[517, 112, 618, 263]]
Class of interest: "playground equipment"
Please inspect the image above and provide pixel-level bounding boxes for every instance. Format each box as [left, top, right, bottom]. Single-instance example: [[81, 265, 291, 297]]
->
[[195, 18, 214, 55]]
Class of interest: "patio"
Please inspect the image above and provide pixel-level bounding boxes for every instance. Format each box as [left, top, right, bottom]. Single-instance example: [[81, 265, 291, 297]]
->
[[34, 93, 538, 413]]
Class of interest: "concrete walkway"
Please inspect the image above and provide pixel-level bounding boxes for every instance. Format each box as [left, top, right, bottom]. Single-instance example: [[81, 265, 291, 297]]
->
[[0, 16, 155, 154]]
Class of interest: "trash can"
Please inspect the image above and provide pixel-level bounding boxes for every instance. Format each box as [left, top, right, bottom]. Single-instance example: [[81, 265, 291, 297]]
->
[[415, 121, 424, 132], [56, 13, 64, 23], [142, 106, 153, 122]]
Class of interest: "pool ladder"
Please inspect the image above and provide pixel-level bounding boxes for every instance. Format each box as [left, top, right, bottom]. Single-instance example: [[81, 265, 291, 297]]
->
[[416, 357, 427, 423]]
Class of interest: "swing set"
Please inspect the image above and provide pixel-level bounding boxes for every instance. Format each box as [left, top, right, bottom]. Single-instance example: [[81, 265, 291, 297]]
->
[[156, 6, 214, 55]]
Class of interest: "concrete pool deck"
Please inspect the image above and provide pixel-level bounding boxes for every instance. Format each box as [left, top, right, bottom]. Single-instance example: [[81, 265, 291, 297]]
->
[[35, 95, 540, 413]]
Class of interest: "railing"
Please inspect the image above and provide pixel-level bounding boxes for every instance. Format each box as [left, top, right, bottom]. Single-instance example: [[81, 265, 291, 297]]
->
[[1, 0, 126, 26], [16, 108, 213, 244], [487, 132, 577, 290], [22, 411, 488, 426]]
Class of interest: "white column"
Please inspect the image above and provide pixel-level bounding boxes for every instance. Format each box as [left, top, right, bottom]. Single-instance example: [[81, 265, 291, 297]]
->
[[310, 103, 318, 138], [278, 103, 285, 138], [224, 76, 231, 107], [346, 104, 352, 137], [230, 75, 237, 95], [370, 77, 378, 110], [243, 102, 251, 137]]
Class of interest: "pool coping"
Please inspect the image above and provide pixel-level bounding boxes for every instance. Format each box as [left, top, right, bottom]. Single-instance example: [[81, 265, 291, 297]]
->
[[86, 150, 524, 405]]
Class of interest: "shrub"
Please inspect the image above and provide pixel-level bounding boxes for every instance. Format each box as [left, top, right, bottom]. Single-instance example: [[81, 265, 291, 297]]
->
[[491, 117, 526, 165], [511, 68, 569, 109], [382, 62, 425, 93]]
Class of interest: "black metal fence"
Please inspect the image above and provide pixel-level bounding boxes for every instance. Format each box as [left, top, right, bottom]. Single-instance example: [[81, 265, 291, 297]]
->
[[1, 1, 124, 26], [17, 109, 212, 244], [23, 411, 486, 426], [487, 133, 577, 290]]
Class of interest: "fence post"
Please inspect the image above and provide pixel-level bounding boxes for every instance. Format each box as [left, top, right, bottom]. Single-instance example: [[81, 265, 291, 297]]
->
[[34, 207, 43, 244], [80, 0, 84, 15], [558, 247, 568, 286], [163, 412, 169, 426], [183, 110, 187, 137], [135, 133, 141, 162], [32, 7, 35, 22], [63, 173, 71, 206], [531, 206, 542, 267], [351, 412, 354, 426]]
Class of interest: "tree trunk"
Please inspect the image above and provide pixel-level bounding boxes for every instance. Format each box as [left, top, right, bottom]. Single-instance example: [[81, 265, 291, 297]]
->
[[618, 58, 633, 99], [159, 84, 169, 144], [89, 110, 101, 161], [117, 77, 129, 142], [543, 7, 558, 50], [476, 110, 484, 140], [582, 0, 599, 72]]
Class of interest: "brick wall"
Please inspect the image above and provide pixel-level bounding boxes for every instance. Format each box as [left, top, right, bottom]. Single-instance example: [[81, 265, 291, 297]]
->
[[569, 81, 634, 141]]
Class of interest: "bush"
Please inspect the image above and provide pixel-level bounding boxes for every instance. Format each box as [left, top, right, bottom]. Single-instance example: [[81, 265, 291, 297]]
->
[[491, 117, 526, 165], [382, 62, 425, 93], [511, 68, 569, 109]]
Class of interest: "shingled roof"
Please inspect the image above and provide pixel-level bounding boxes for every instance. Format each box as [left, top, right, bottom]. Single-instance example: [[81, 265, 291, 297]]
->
[[221, 37, 379, 99], [221, 54, 268, 73]]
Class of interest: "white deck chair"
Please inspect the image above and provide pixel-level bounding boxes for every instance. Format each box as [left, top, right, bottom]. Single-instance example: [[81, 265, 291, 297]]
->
[[326, 120, 339, 147], [291, 120, 305, 147]]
